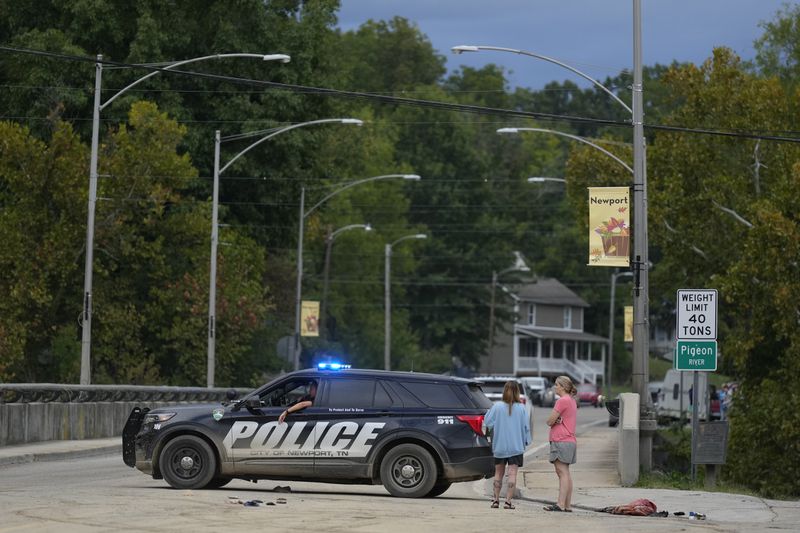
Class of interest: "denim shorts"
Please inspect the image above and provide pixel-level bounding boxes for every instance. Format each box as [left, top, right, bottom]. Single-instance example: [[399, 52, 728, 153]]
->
[[549, 441, 577, 464]]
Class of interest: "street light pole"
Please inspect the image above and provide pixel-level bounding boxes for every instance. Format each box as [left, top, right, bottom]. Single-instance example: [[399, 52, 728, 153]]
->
[[207, 118, 362, 387], [487, 251, 530, 374], [385, 234, 427, 371], [293, 174, 421, 371], [80, 55, 103, 385], [321, 223, 372, 338], [81, 52, 290, 385]]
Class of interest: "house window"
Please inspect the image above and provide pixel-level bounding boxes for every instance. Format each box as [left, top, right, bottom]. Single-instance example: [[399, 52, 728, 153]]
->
[[563, 307, 572, 329], [527, 303, 536, 325]]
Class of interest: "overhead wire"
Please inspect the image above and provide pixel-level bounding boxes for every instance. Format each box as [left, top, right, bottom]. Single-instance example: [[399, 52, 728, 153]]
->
[[2, 45, 800, 143]]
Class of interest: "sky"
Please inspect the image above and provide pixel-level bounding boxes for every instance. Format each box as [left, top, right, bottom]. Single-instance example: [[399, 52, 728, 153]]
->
[[337, 0, 790, 89]]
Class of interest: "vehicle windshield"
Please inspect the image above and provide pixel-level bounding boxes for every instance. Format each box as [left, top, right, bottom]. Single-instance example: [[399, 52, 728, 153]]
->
[[577, 384, 597, 393]]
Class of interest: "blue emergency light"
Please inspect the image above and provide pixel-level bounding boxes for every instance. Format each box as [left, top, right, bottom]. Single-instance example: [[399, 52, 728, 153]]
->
[[317, 362, 351, 371]]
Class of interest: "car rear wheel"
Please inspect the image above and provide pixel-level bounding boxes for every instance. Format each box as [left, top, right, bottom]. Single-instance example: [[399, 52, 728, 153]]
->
[[380, 443, 438, 498], [159, 435, 217, 490]]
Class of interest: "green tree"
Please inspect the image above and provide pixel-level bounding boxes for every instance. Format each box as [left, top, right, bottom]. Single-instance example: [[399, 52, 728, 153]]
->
[[755, 3, 800, 86], [0, 121, 86, 381], [642, 48, 799, 496]]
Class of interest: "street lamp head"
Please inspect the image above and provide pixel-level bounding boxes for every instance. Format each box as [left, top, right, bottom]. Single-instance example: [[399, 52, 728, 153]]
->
[[365, 224, 373, 232], [415, 234, 428, 240], [402, 174, 422, 180], [512, 251, 531, 272], [341, 119, 364, 126], [262, 54, 291, 63], [497, 127, 519, 134], [528, 177, 566, 184], [452, 45, 480, 54]]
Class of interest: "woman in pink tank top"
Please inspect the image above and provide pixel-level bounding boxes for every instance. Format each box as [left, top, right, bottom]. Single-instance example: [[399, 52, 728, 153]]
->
[[544, 375, 577, 512]]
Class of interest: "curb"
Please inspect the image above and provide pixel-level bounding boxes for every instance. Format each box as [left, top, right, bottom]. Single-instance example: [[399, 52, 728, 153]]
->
[[0, 443, 121, 467]]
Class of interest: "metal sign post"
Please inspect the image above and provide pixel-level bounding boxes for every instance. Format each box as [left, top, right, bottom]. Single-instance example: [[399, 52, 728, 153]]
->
[[675, 288, 720, 482]]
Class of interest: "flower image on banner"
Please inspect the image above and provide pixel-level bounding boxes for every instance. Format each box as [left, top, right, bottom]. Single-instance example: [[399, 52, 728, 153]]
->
[[301, 301, 320, 337], [588, 187, 630, 267]]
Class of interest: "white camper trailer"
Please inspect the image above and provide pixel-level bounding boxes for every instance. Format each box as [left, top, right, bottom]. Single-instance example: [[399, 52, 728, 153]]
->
[[657, 369, 709, 420]]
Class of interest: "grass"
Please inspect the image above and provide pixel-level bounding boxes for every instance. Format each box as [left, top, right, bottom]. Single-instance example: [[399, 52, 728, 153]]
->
[[634, 427, 759, 497], [636, 470, 759, 498]]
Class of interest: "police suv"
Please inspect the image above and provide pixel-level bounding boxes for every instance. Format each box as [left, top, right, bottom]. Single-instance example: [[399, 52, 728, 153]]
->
[[123, 365, 494, 498]]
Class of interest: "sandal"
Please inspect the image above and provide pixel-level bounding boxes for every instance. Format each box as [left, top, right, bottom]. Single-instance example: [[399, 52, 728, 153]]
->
[[543, 504, 566, 512], [503, 501, 515, 510], [490, 500, 499, 509]]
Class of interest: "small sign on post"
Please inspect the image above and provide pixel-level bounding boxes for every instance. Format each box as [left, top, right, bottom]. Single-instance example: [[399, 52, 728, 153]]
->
[[694, 421, 729, 464], [675, 340, 717, 371], [677, 289, 717, 340]]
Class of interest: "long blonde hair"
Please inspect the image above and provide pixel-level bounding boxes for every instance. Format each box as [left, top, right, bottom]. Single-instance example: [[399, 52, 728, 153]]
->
[[502, 381, 520, 414], [555, 375, 577, 396]]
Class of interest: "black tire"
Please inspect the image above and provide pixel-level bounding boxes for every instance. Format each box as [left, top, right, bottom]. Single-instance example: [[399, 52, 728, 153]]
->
[[159, 435, 217, 490], [380, 443, 438, 498], [424, 481, 452, 498], [204, 477, 232, 489]]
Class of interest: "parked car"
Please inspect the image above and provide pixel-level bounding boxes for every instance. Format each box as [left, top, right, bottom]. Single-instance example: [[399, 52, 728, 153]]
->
[[540, 384, 557, 407], [576, 383, 601, 407], [473, 375, 533, 428], [519, 376, 552, 406], [123, 366, 494, 498]]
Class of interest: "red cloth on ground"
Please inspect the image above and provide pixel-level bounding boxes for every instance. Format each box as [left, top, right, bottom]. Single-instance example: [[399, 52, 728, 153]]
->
[[606, 498, 658, 516]]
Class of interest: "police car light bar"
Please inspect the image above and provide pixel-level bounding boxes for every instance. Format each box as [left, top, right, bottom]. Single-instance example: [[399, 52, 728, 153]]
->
[[317, 362, 351, 370]]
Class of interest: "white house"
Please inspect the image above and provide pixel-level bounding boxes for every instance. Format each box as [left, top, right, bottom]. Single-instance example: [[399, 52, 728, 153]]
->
[[482, 277, 608, 385]]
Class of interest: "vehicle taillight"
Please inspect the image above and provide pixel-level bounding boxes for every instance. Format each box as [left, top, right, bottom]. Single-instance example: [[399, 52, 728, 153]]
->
[[519, 395, 527, 405], [456, 414, 485, 436]]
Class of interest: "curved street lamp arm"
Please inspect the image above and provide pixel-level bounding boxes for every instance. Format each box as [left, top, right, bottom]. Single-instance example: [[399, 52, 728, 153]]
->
[[328, 223, 371, 242], [100, 53, 290, 111], [453, 45, 632, 115], [390, 233, 427, 248], [306, 174, 420, 217], [219, 118, 362, 175], [500, 127, 634, 175], [528, 176, 567, 183]]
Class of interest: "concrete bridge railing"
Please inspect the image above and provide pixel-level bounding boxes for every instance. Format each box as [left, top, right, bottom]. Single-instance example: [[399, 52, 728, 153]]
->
[[0, 384, 253, 447]]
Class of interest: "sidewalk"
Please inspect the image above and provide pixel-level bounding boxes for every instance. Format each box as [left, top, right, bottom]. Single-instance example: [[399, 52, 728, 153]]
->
[[519, 423, 800, 529]]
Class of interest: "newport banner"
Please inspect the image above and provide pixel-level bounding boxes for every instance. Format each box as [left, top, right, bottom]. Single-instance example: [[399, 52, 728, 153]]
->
[[588, 187, 630, 267], [301, 301, 320, 337]]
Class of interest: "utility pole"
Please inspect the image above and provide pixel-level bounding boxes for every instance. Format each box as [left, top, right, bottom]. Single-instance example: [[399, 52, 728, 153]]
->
[[632, 0, 655, 471]]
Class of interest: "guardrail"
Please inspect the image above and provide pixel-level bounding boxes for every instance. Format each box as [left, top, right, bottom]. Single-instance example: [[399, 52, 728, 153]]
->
[[0, 383, 252, 404], [0, 383, 256, 446]]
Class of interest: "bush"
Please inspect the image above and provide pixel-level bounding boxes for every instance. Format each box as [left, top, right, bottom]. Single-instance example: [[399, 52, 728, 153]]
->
[[726, 376, 800, 499]]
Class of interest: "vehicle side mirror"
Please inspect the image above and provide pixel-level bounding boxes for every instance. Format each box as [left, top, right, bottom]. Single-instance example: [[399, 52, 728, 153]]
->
[[245, 397, 263, 409]]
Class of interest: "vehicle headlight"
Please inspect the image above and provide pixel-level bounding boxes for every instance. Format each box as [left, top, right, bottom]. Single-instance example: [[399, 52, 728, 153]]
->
[[143, 412, 176, 424]]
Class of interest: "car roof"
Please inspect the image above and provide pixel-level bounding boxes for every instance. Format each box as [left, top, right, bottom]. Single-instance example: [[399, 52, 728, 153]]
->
[[473, 375, 519, 380], [280, 368, 481, 385]]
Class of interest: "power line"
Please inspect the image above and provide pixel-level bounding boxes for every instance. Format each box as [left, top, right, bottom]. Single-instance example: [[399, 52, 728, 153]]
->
[[3, 45, 800, 144]]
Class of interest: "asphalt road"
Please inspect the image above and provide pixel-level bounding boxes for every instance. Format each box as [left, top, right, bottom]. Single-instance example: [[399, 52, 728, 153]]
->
[[0, 404, 628, 533]]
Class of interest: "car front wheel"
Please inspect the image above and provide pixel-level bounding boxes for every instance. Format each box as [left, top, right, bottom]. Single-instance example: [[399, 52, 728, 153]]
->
[[380, 443, 438, 498], [159, 435, 217, 490]]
